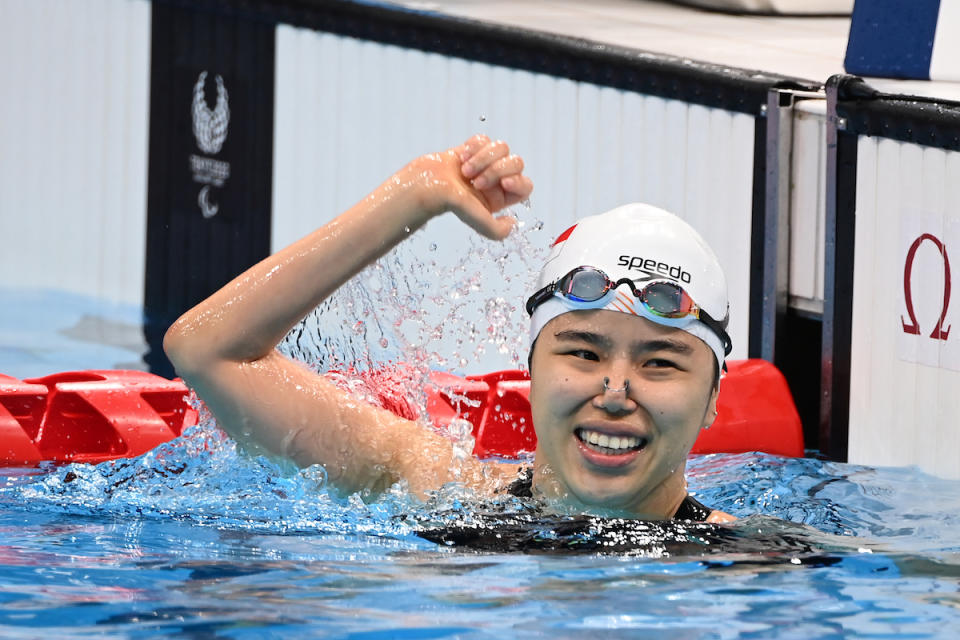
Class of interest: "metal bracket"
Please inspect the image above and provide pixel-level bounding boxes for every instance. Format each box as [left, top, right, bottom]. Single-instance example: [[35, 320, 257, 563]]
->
[[758, 87, 825, 364]]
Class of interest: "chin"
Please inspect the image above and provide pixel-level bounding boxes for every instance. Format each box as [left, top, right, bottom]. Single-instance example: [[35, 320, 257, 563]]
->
[[568, 477, 642, 512]]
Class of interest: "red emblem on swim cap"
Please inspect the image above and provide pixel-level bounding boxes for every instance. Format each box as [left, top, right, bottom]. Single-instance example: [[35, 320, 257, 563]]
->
[[552, 224, 577, 246]]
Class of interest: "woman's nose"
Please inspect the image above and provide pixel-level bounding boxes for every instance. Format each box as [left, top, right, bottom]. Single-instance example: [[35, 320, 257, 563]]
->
[[593, 373, 637, 413], [602, 377, 630, 394]]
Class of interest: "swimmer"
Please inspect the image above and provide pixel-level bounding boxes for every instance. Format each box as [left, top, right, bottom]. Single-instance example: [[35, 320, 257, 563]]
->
[[163, 135, 734, 523]]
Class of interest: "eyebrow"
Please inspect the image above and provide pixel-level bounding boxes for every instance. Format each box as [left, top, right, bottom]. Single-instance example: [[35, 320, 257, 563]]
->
[[635, 339, 694, 356], [553, 330, 612, 348], [553, 330, 694, 356]]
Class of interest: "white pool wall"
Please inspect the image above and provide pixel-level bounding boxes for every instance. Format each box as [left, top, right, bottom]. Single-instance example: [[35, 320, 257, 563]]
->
[[0, 0, 151, 305]]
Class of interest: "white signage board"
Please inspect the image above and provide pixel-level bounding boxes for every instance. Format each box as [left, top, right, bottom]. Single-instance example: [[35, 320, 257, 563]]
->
[[849, 137, 960, 479], [898, 209, 960, 371]]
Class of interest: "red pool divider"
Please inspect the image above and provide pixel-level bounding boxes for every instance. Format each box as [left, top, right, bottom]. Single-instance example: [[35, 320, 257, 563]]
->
[[692, 359, 804, 456], [0, 359, 803, 466], [0, 374, 48, 465], [459, 369, 537, 458], [0, 370, 197, 465]]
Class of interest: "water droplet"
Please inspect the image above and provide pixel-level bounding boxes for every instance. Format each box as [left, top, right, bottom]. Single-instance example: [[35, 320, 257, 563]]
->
[[429, 243, 437, 251], [379, 338, 389, 348], [479, 115, 486, 122]]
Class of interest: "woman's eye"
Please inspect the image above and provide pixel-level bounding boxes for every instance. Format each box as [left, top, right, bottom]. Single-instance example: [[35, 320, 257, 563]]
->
[[645, 358, 677, 369]]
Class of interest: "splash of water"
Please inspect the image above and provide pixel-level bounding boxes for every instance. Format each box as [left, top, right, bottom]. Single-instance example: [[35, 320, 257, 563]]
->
[[8, 441, 960, 558], [8, 412, 423, 539], [278, 207, 547, 422]]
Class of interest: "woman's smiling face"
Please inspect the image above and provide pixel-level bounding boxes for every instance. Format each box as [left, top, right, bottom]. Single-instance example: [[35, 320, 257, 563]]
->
[[528, 309, 719, 518]]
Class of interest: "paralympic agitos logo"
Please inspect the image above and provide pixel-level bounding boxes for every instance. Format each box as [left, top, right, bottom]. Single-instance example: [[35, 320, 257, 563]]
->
[[618, 255, 692, 283], [189, 71, 231, 219], [902, 233, 951, 340]]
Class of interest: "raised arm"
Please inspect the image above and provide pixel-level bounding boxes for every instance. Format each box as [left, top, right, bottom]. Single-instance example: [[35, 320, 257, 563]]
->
[[163, 136, 533, 497]]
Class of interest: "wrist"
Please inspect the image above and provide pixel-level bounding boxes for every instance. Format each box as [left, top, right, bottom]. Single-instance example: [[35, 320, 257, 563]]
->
[[401, 151, 460, 226]]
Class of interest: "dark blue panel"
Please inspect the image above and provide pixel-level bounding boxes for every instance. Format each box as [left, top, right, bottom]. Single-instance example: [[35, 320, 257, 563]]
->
[[845, 0, 941, 80], [145, 2, 275, 377]]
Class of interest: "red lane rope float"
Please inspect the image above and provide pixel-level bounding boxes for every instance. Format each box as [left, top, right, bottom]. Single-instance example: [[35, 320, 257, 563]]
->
[[0, 370, 198, 466], [0, 359, 803, 466]]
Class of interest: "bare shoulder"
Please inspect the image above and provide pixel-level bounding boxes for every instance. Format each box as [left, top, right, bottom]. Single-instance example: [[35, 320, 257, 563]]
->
[[707, 509, 737, 524]]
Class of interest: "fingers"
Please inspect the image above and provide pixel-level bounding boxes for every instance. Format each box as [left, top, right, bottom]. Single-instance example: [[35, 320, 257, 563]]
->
[[456, 134, 492, 163], [443, 134, 533, 240], [458, 136, 532, 198], [500, 174, 534, 206], [471, 154, 524, 191], [460, 137, 507, 179]]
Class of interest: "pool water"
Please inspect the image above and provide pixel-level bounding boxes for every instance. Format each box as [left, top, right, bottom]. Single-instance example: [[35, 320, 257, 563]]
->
[[3, 434, 960, 638]]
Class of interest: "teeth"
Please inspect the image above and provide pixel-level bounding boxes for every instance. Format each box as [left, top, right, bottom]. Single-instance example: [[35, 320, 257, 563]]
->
[[579, 428, 642, 452]]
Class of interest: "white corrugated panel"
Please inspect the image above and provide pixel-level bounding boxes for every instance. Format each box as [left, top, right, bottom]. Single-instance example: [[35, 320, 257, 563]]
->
[[272, 25, 756, 366], [849, 136, 960, 479], [788, 100, 828, 311], [0, 0, 151, 304]]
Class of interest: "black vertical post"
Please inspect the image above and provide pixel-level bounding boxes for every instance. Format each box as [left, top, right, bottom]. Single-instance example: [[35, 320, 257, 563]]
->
[[820, 74, 859, 461], [144, 1, 276, 377]]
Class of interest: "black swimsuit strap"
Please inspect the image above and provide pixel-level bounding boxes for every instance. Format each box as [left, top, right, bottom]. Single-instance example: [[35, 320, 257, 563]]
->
[[672, 494, 712, 522], [503, 467, 713, 522]]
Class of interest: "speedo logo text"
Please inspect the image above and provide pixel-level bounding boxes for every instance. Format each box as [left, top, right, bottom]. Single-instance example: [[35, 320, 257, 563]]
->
[[617, 255, 692, 283]]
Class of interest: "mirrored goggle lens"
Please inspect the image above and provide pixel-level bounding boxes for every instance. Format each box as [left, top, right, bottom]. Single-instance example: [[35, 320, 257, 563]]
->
[[640, 281, 695, 318], [559, 269, 611, 302]]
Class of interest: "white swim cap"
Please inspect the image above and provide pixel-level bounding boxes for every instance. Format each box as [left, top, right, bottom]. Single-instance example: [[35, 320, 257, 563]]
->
[[528, 203, 731, 370]]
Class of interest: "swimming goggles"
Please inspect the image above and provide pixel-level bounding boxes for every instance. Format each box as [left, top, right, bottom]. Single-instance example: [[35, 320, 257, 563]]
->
[[525, 266, 732, 355]]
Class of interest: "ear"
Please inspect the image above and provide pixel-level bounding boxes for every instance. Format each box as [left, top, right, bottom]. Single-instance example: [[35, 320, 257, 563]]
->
[[702, 386, 719, 430]]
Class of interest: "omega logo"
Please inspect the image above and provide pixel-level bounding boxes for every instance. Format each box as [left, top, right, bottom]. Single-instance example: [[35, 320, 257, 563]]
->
[[901, 233, 951, 340]]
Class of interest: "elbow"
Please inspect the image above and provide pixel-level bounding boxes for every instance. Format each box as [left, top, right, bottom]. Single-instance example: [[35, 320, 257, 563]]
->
[[163, 317, 204, 379]]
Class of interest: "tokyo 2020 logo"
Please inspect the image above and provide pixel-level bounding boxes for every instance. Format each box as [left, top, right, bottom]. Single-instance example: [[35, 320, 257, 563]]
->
[[189, 71, 231, 219]]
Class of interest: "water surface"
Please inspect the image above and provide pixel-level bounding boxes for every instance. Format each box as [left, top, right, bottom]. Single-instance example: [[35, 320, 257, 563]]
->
[[2, 428, 959, 638]]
